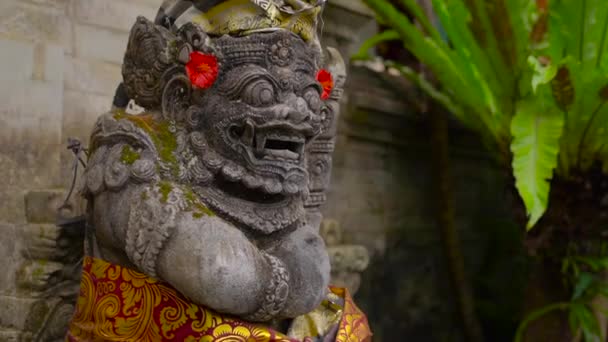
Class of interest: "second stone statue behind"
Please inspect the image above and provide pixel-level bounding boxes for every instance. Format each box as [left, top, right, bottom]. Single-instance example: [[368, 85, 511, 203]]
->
[[66, 1, 371, 341]]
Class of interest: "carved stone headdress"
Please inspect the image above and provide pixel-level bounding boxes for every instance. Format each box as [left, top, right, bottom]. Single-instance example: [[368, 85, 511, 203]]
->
[[155, 0, 326, 42]]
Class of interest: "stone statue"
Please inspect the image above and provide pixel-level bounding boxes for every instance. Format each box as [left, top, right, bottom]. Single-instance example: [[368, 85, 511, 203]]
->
[[66, 1, 371, 341]]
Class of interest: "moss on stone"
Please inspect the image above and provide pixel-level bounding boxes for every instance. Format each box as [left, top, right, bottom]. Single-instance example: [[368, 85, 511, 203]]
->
[[24, 300, 51, 332], [158, 181, 173, 203], [113, 109, 127, 120], [184, 189, 196, 203], [120, 145, 140, 165], [183, 188, 215, 218], [113, 109, 179, 176], [191, 202, 215, 218]]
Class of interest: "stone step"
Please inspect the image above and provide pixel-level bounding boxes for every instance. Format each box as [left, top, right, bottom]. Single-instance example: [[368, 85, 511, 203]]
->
[[0, 296, 38, 332], [327, 245, 370, 273], [19, 224, 80, 261], [0, 328, 24, 342]]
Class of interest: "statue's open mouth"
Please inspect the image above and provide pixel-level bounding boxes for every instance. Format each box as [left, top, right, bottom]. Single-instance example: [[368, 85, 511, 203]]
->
[[229, 119, 311, 166], [200, 117, 312, 205], [257, 134, 304, 160]]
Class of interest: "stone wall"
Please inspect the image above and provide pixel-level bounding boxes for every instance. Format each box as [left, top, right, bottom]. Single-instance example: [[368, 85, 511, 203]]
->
[[0, 1, 160, 339]]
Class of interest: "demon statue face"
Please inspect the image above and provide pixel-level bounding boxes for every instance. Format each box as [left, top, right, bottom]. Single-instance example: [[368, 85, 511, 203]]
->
[[186, 32, 325, 233], [78, 0, 346, 327]]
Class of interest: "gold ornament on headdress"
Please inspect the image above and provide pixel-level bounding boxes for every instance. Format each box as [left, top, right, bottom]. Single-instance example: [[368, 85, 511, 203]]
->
[[158, 0, 326, 43]]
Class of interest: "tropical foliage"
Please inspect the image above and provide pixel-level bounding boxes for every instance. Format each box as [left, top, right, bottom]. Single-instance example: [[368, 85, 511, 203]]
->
[[355, 0, 608, 230]]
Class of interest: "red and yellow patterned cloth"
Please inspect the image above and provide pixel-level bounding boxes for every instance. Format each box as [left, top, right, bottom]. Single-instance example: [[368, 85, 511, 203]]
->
[[66, 256, 372, 342]]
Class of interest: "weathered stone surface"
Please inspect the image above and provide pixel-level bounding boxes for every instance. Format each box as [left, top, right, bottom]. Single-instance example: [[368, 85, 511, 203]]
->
[[19, 224, 64, 260], [0, 1, 72, 53], [0, 39, 34, 82], [320, 219, 343, 246], [64, 57, 122, 96], [1, 196, 84, 340], [0, 77, 63, 223], [0, 223, 24, 296], [0, 296, 38, 330], [0, 40, 65, 228], [327, 245, 370, 273], [16, 259, 65, 292], [74, 24, 129, 64], [24, 190, 65, 224], [0, 329, 23, 342], [72, 0, 157, 32], [25, 0, 69, 9]]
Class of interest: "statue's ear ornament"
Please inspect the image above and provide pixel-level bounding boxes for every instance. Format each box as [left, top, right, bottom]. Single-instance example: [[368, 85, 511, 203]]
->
[[316, 69, 334, 100], [185, 51, 219, 89], [122, 16, 220, 119]]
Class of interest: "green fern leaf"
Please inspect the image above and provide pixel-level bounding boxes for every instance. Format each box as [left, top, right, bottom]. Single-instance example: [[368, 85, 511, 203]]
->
[[511, 92, 565, 229]]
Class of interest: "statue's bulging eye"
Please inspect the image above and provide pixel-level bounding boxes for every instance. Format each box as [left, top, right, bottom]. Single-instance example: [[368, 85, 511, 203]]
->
[[242, 79, 276, 107], [303, 87, 321, 113]]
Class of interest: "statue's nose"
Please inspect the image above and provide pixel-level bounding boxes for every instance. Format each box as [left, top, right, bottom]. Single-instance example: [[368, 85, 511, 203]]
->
[[278, 97, 310, 124]]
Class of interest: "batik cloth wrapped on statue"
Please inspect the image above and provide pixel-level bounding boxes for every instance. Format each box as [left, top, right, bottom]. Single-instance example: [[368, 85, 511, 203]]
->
[[66, 0, 371, 340], [67, 257, 370, 341]]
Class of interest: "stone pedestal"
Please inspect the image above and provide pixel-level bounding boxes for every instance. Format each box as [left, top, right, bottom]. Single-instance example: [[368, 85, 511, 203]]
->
[[322, 219, 370, 295]]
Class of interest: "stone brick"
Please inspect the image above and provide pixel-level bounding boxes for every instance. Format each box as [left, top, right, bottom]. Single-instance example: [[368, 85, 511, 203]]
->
[[72, 0, 157, 32], [0, 79, 63, 223], [0, 1, 72, 54], [62, 90, 111, 144], [0, 223, 23, 294], [18, 223, 84, 260], [24, 190, 65, 224], [0, 39, 34, 82], [24, 0, 69, 9], [74, 24, 128, 64], [32, 43, 64, 82], [42, 43, 64, 83], [0, 328, 23, 341], [0, 296, 38, 330], [64, 56, 122, 96], [130, 0, 162, 7]]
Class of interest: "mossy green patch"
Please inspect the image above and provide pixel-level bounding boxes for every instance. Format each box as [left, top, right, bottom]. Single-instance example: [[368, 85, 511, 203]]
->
[[120, 145, 141, 165], [113, 109, 178, 176], [191, 202, 215, 218], [158, 181, 173, 203], [184, 188, 215, 218], [113, 108, 127, 120]]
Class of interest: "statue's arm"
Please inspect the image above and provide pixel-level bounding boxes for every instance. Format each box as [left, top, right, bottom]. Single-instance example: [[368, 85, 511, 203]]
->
[[268, 222, 331, 317], [86, 140, 281, 318]]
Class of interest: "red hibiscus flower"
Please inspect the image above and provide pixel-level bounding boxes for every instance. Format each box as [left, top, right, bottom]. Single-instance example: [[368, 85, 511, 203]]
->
[[316, 69, 334, 100], [185, 51, 218, 89]]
